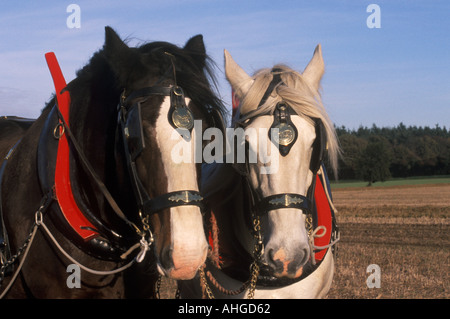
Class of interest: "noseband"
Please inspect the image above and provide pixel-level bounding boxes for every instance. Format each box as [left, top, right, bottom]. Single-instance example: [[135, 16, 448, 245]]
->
[[117, 84, 204, 228]]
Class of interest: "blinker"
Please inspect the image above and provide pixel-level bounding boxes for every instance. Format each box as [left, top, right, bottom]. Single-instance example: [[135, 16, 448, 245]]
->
[[123, 102, 145, 160], [269, 102, 298, 156]]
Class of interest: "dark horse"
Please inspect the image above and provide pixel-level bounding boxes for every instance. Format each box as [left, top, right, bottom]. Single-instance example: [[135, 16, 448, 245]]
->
[[0, 27, 225, 298], [0, 117, 34, 159]]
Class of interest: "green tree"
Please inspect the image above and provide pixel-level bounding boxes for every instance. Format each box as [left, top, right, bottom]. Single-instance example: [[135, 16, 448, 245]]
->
[[338, 134, 367, 179], [356, 137, 392, 186]]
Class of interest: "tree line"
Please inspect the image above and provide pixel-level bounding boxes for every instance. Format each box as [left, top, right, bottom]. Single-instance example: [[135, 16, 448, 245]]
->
[[328, 123, 450, 184]]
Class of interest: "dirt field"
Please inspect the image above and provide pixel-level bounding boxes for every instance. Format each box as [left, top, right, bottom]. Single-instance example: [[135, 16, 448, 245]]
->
[[158, 183, 450, 299], [326, 183, 449, 299]]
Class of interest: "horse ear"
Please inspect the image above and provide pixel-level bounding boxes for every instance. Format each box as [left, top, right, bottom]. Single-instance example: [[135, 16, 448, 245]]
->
[[224, 49, 253, 98], [184, 34, 206, 54], [184, 34, 206, 69], [104, 26, 128, 52], [104, 26, 141, 85], [302, 44, 325, 92]]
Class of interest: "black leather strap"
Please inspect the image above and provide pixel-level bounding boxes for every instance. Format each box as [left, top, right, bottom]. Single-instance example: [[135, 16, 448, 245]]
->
[[258, 68, 284, 107], [142, 190, 204, 217], [0, 141, 21, 276], [55, 105, 140, 232], [257, 193, 311, 215], [123, 87, 172, 105]]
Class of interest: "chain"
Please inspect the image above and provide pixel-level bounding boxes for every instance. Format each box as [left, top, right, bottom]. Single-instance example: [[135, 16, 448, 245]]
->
[[199, 264, 215, 299], [247, 215, 263, 299], [198, 214, 263, 299], [154, 275, 161, 299], [0, 223, 37, 287]]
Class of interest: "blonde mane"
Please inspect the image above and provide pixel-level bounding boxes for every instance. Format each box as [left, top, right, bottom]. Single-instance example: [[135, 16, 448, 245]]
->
[[234, 64, 340, 177]]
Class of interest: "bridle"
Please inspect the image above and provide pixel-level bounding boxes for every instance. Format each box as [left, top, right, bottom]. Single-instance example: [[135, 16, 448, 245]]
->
[[115, 50, 226, 237], [199, 68, 338, 299], [117, 83, 205, 233], [232, 69, 327, 221]]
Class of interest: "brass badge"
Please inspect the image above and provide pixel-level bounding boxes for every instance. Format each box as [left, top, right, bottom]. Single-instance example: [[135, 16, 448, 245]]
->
[[172, 107, 194, 130], [168, 191, 203, 203], [273, 123, 296, 146], [269, 194, 304, 207]]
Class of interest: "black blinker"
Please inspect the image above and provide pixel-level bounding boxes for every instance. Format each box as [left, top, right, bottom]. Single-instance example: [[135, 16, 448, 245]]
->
[[269, 102, 298, 156], [123, 102, 145, 160]]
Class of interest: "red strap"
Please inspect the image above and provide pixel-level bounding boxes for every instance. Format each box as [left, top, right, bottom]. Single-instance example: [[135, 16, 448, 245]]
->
[[313, 174, 332, 261], [45, 52, 98, 241]]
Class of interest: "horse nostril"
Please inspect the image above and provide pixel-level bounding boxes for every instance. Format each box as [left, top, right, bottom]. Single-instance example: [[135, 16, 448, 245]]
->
[[160, 247, 174, 270], [294, 248, 309, 269], [266, 249, 284, 273], [265, 246, 310, 277]]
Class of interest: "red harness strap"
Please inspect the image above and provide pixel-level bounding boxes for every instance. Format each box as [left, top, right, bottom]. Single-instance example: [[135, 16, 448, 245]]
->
[[45, 52, 98, 241], [313, 173, 333, 261]]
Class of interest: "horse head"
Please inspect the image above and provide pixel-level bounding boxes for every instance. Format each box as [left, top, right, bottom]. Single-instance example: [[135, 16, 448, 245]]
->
[[224, 46, 339, 280], [68, 27, 225, 280]]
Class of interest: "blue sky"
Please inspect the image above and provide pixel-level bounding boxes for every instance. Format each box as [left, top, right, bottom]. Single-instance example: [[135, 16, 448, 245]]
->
[[0, 0, 448, 129]]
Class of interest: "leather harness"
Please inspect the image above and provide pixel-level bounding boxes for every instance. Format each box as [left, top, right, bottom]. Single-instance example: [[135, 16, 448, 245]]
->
[[1, 52, 220, 270], [209, 68, 339, 287]]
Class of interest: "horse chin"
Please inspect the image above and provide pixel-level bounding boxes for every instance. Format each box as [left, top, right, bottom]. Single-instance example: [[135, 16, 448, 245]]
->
[[259, 262, 304, 281], [273, 266, 303, 279], [255, 263, 311, 287], [156, 263, 199, 280]]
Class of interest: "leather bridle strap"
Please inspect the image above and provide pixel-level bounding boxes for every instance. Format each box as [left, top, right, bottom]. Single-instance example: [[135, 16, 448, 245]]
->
[[54, 105, 142, 233], [258, 68, 284, 107], [119, 85, 204, 221], [123, 87, 172, 105], [142, 190, 204, 218], [256, 193, 311, 215]]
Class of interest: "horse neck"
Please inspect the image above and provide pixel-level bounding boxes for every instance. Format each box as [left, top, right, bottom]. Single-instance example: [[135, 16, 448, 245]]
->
[[207, 168, 255, 269], [66, 82, 130, 228]]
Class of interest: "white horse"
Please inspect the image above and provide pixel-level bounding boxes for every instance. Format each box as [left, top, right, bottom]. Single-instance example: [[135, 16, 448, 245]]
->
[[178, 45, 340, 298]]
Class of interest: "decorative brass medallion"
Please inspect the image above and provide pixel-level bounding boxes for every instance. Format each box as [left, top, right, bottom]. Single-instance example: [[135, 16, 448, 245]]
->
[[269, 194, 304, 207], [168, 191, 203, 203], [172, 107, 194, 130], [273, 123, 296, 146]]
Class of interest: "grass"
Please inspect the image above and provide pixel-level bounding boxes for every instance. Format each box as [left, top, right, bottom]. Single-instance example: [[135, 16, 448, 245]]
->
[[331, 175, 450, 189], [325, 183, 449, 299], [157, 183, 450, 299]]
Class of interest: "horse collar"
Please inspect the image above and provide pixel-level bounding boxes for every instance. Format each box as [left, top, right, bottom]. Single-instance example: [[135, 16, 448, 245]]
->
[[38, 53, 127, 260], [45, 53, 99, 241]]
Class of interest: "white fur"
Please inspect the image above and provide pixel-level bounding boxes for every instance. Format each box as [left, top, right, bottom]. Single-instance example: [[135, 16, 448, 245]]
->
[[245, 115, 314, 265], [154, 97, 208, 279]]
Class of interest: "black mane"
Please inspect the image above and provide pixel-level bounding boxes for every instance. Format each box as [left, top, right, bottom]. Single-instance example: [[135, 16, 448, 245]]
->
[[42, 30, 226, 123], [40, 28, 227, 190]]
